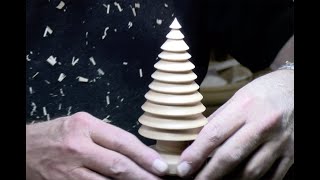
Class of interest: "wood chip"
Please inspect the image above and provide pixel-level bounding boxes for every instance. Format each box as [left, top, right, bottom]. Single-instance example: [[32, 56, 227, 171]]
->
[[97, 68, 105, 76], [77, 76, 89, 82], [58, 73, 66, 82], [56, 1, 65, 9], [114, 2, 123, 12], [43, 106, 47, 116], [46, 55, 57, 66], [89, 57, 96, 65], [156, 19, 162, 25], [71, 56, 79, 66], [43, 26, 53, 37], [128, 21, 133, 28], [103, 4, 110, 14]]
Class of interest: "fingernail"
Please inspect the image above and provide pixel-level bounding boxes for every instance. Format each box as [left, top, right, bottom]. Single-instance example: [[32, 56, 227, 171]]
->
[[177, 161, 191, 177], [152, 159, 168, 174]]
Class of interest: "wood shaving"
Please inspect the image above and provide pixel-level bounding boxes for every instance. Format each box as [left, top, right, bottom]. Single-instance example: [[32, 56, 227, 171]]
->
[[102, 27, 109, 39], [128, 21, 133, 28], [103, 4, 110, 14], [30, 102, 37, 116], [156, 19, 162, 25], [32, 72, 39, 78], [60, 88, 65, 96], [131, 6, 136, 16], [56, 1, 65, 9], [106, 95, 110, 105], [97, 68, 105, 76], [89, 57, 96, 65], [43, 26, 53, 37], [77, 76, 89, 82], [114, 2, 123, 12], [58, 73, 66, 82], [67, 106, 72, 116], [71, 56, 79, 66], [29, 87, 33, 94], [46, 55, 57, 66], [43, 106, 47, 116]]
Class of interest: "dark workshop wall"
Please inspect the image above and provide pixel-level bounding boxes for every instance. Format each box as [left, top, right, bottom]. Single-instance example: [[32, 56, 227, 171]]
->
[[26, 0, 210, 142]]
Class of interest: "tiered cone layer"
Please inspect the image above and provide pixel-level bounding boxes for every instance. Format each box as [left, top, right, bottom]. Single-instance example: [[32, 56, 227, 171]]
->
[[138, 18, 207, 175]]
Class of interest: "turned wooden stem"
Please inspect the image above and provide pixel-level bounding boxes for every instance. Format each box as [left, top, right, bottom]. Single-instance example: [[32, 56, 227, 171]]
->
[[155, 140, 190, 153]]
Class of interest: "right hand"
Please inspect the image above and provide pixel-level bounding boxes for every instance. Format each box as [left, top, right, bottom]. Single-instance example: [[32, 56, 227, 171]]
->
[[26, 112, 168, 180]]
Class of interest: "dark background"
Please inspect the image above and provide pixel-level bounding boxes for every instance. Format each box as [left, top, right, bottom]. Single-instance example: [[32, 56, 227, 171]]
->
[[26, 0, 211, 141], [26, 0, 293, 138]]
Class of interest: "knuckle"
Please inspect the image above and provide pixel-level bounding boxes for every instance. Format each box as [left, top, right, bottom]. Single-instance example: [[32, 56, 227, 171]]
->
[[112, 131, 137, 150], [61, 137, 83, 155], [109, 158, 128, 177], [55, 113, 91, 157], [259, 110, 282, 134], [217, 150, 243, 165], [63, 112, 93, 131], [70, 112, 92, 124], [204, 123, 223, 145], [111, 138, 125, 151], [208, 133, 222, 146]]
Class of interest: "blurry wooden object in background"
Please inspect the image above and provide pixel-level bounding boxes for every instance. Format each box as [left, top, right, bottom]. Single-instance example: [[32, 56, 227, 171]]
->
[[200, 54, 271, 117], [200, 60, 252, 116]]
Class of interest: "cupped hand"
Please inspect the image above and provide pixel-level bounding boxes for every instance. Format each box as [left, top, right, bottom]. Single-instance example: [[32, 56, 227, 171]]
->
[[26, 112, 168, 180], [177, 69, 294, 180]]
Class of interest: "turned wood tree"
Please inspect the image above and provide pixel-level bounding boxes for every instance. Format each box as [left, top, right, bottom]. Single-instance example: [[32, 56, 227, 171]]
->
[[138, 18, 208, 175]]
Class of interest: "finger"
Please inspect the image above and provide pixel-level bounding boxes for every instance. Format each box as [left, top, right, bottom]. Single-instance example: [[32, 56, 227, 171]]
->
[[195, 123, 264, 180], [83, 144, 161, 180], [240, 140, 283, 180], [178, 101, 246, 177], [82, 113, 168, 175], [69, 167, 112, 180], [269, 157, 293, 180]]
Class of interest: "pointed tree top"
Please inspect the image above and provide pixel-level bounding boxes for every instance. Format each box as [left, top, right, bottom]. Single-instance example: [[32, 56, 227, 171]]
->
[[169, 18, 182, 29]]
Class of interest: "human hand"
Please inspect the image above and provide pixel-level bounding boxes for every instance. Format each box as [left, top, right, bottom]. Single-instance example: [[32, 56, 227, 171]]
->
[[26, 112, 168, 180], [177, 69, 294, 179]]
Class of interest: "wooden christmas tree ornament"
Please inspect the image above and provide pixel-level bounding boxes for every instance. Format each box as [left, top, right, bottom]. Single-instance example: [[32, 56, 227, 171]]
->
[[138, 18, 208, 175]]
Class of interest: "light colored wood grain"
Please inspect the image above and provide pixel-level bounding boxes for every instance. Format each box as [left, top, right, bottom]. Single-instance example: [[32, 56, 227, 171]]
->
[[138, 18, 207, 176], [145, 90, 203, 105], [149, 80, 199, 94], [138, 113, 208, 130], [151, 70, 197, 83], [169, 18, 182, 29], [142, 101, 205, 117], [154, 60, 195, 72], [139, 125, 201, 141], [166, 29, 185, 39], [160, 39, 189, 52], [158, 51, 191, 61]]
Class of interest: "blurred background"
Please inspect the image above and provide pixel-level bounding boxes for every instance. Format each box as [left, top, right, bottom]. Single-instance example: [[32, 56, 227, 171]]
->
[[200, 49, 271, 117]]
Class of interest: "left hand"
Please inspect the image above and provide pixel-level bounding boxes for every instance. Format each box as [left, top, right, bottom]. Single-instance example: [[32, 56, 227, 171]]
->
[[177, 69, 294, 180]]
